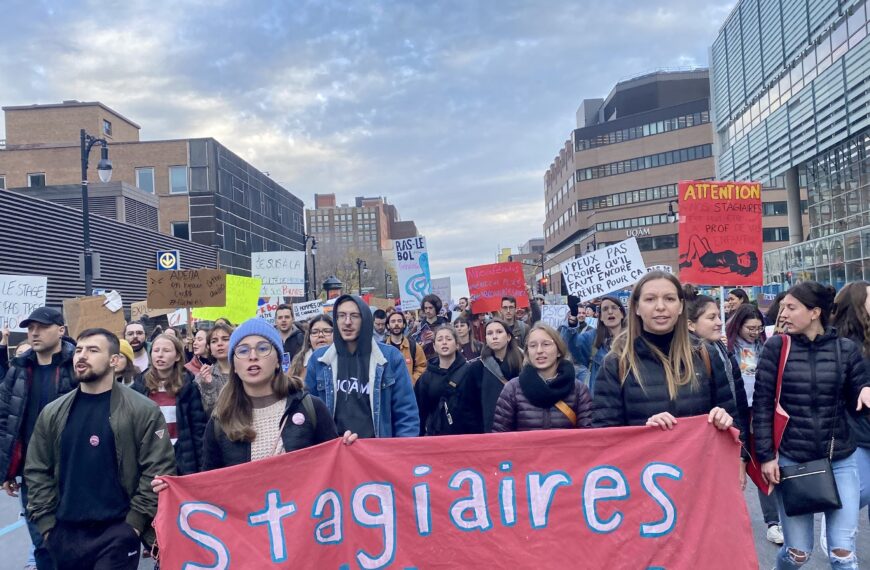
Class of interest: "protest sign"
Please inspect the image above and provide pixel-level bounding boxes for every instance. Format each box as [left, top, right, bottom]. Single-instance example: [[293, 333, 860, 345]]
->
[[130, 301, 174, 321], [431, 277, 451, 305], [540, 304, 569, 329], [0, 275, 47, 331], [154, 416, 755, 569], [251, 251, 306, 297], [647, 264, 674, 274], [147, 269, 226, 309], [678, 181, 763, 286], [63, 295, 126, 338], [167, 309, 188, 328], [465, 262, 529, 314], [292, 300, 324, 322], [256, 297, 281, 326], [395, 237, 432, 311], [367, 296, 396, 311], [192, 275, 262, 324], [560, 238, 647, 302]]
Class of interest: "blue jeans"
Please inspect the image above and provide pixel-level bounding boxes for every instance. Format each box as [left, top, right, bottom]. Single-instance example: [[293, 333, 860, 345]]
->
[[19, 481, 56, 570], [855, 446, 870, 513], [775, 453, 860, 569]]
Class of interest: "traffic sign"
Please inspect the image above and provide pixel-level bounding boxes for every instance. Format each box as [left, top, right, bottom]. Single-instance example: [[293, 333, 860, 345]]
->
[[156, 250, 181, 271]]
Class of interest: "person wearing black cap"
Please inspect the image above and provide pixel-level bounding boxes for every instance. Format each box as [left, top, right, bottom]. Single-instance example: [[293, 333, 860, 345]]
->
[[305, 295, 419, 438], [0, 307, 77, 570]]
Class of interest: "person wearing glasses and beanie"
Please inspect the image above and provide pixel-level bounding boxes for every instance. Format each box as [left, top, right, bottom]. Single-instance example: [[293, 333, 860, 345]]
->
[[305, 295, 419, 438]]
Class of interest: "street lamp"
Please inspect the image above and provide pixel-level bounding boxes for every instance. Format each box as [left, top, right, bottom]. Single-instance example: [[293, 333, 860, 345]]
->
[[586, 237, 597, 254], [303, 234, 318, 301], [356, 258, 367, 295], [311, 237, 318, 300], [667, 201, 679, 223], [80, 129, 112, 296], [384, 269, 392, 298]]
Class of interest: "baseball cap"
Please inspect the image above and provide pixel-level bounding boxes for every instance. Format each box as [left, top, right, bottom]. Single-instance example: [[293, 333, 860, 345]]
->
[[19, 307, 65, 328]]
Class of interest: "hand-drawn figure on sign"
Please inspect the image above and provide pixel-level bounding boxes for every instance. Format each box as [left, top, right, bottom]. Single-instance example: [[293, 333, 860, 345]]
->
[[679, 234, 758, 277], [405, 252, 433, 304]]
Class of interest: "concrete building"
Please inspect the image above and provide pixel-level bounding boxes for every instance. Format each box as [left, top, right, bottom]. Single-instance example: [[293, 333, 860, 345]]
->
[[0, 101, 304, 275], [306, 193, 418, 253], [543, 69, 802, 293], [711, 0, 870, 289]]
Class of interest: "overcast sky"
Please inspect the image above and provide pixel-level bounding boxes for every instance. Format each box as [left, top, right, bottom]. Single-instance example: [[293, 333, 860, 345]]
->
[[0, 0, 735, 298]]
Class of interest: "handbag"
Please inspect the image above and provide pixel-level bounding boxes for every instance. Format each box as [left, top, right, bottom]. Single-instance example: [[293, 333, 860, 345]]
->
[[777, 340, 844, 517], [746, 334, 791, 494]]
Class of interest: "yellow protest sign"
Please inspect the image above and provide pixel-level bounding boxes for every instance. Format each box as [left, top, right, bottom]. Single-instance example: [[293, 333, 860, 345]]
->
[[191, 275, 263, 325]]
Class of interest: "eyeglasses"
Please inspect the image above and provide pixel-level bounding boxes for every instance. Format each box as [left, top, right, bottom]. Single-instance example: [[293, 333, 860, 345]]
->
[[336, 312, 362, 322], [233, 341, 274, 359], [310, 328, 333, 337], [527, 340, 556, 351], [742, 326, 763, 333]]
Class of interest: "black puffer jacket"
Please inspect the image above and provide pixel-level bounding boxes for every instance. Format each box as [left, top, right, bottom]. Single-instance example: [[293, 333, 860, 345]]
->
[[753, 331, 868, 463], [592, 336, 737, 427], [202, 391, 337, 470], [415, 354, 483, 436], [492, 362, 592, 432], [282, 325, 305, 361], [840, 333, 870, 449], [131, 372, 208, 475], [0, 342, 77, 479]]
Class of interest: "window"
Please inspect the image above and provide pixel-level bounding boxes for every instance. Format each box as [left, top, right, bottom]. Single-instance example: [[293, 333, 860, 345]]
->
[[27, 173, 46, 187], [169, 166, 189, 194], [135, 167, 155, 193], [0, 176, 5, 190], [171, 222, 190, 240], [102, 119, 112, 136]]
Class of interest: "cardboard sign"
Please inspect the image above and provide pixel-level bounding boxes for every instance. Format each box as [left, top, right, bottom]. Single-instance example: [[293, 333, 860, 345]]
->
[[540, 305, 569, 329], [0, 275, 47, 331], [465, 262, 529, 314], [251, 251, 306, 297], [256, 297, 281, 326], [154, 416, 756, 569], [431, 277, 451, 305], [130, 301, 174, 321], [560, 238, 647, 302], [192, 275, 262, 324], [147, 269, 227, 310], [292, 300, 324, 322], [63, 295, 126, 338], [395, 237, 432, 311], [678, 181, 763, 286], [367, 296, 397, 311]]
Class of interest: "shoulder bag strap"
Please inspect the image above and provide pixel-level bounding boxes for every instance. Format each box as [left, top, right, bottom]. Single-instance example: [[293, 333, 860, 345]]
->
[[482, 356, 509, 385], [302, 393, 318, 432], [829, 339, 845, 459], [271, 413, 290, 457], [775, 334, 791, 408], [554, 400, 577, 426]]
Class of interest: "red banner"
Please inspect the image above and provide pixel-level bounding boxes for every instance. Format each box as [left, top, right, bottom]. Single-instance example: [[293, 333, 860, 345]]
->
[[465, 262, 529, 314], [154, 416, 757, 569], [678, 180, 763, 286]]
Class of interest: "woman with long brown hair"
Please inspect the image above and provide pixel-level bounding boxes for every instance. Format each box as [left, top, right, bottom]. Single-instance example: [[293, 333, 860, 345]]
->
[[194, 322, 233, 414], [468, 318, 524, 432], [453, 315, 483, 360], [132, 334, 207, 475], [288, 314, 334, 381], [592, 271, 736, 431]]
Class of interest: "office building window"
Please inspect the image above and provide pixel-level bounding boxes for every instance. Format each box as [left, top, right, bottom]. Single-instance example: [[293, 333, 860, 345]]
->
[[578, 183, 679, 212], [102, 119, 112, 136], [576, 145, 712, 181], [169, 166, 189, 194], [575, 110, 710, 151], [27, 173, 46, 188], [171, 222, 190, 240], [763, 227, 790, 242], [0, 176, 5, 190], [135, 167, 155, 193]]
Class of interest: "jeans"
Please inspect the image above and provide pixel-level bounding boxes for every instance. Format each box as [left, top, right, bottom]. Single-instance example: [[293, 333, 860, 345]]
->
[[855, 446, 870, 514], [775, 453, 860, 569], [756, 482, 780, 525], [19, 481, 56, 570]]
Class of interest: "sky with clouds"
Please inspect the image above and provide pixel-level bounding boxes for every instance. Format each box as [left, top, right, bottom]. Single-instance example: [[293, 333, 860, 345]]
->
[[0, 0, 736, 297]]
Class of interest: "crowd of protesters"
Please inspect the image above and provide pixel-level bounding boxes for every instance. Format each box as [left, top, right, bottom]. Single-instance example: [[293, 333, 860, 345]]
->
[[1, 272, 870, 568]]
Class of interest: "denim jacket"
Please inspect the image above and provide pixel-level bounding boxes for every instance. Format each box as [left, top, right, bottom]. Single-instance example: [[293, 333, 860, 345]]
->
[[304, 341, 419, 437]]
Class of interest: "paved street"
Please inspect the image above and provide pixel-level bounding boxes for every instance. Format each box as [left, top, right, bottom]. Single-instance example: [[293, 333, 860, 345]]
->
[[0, 485, 867, 569]]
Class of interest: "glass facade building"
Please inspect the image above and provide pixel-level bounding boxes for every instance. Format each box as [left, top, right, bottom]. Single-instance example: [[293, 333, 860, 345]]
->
[[711, 0, 870, 288]]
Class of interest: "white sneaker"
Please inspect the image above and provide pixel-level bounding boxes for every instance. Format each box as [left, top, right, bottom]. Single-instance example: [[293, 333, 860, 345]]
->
[[767, 524, 784, 545]]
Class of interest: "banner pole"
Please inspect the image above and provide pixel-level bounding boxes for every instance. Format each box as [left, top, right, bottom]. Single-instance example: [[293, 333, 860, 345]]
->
[[720, 286, 726, 328]]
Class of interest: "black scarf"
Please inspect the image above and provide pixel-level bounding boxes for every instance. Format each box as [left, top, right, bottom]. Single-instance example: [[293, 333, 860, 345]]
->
[[518, 360, 575, 409]]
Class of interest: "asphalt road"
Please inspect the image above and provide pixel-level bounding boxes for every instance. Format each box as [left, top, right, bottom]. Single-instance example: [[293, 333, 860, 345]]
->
[[0, 486, 867, 569]]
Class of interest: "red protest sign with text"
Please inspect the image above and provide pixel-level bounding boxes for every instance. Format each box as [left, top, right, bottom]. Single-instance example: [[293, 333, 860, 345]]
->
[[154, 416, 757, 569], [465, 262, 529, 314], [678, 180, 763, 286]]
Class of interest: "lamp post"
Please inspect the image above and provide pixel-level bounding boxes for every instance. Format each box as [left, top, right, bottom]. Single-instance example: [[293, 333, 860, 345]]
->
[[667, 201, 679, 223], [311, 237, 318, 300], [303, 234, 318, 301], [80, 129, 113, 296], [356, 258, 367, 295], [384, 269, 392, 298], [586, 237, 597, 254]]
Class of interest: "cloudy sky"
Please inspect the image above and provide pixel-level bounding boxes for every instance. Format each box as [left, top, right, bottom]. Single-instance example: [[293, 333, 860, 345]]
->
[[0, 0, 735, 297]]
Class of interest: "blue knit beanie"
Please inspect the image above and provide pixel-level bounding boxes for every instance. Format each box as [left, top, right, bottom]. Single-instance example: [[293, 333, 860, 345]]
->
[[228, 318, 286, 360]]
